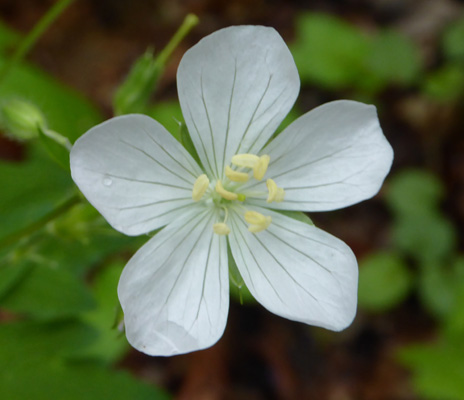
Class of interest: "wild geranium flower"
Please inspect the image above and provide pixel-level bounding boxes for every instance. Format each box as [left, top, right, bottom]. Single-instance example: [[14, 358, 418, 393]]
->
[[70, 26, 393, 356]]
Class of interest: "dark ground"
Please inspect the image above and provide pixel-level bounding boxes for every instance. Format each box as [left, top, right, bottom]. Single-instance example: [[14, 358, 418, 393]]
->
[[1, 0, 464, 399]]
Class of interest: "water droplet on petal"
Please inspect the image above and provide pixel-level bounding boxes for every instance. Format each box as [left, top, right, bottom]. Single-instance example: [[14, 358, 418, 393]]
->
[[102, 177, 112, 186]]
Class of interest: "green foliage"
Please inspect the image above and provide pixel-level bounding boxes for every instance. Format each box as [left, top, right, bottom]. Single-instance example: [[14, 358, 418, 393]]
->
[[0, 146, 72, 242], [0, 60, 102, 142], [147, 100, 184, 140], [443, 16, 464, 62], [113, 48, 163, 115], [291, 13, 370, 89], [0, 263, 95, 319], [79, 261, 129, 363], [385, 169, 444, 218], [367, 30, 421, 88], [38, 126, 71, 170], [393, 214, 456, 266], [399, 338, 464, 400], [386, 169, 456, 265], [418, 261, 463, 320], [291, 13, 423, 93], [0, 321, 169, 400], [358, 252, 413, 312], [424, 64, 464, 102]]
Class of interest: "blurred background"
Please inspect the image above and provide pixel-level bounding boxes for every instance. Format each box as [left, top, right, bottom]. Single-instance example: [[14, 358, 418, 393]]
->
[[1, 0, 464, 399]]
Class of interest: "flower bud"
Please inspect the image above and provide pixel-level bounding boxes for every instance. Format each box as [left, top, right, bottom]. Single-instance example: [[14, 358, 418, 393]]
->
[[0, 99, 46, 140]]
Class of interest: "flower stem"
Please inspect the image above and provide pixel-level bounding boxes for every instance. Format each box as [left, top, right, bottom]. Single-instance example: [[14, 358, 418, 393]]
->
[[0, 193, 81, 251], [0, 0, 75, 83], [155, 14, 199, 67], [41, 127, 73, 151]]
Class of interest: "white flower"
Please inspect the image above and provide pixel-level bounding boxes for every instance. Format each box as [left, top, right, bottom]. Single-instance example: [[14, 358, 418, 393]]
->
[[70, 26, 393, 356]]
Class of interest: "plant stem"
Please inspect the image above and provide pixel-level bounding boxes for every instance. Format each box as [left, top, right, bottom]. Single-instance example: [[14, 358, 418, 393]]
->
[[0, 194, 81, 251], [0, 0, 75, 83], [156, 14, 199, 67]]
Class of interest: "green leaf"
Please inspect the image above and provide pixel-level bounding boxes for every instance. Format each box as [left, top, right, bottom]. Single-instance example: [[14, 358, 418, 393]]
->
[[0, 263, 95, 319], [358, 252, 413, 312], [444, 257, 464, 336], [419, 263, 457, 319], [443, 16, 464, 62], [79, 261, 129, 363], [0, 262, 31, 298], [146, 100, 183, 140], [367, 30, 422, 87], [0, 321, 170, 400], [399, 338, 464, 400], [0, 60, 101, 142], [291, 13, 371, 89], [393, 214, 456, 265], [423, 64, 464, 102], [385, 169, 445, 218], [417, 257, 464, 321], [0, 146, 73, 242]]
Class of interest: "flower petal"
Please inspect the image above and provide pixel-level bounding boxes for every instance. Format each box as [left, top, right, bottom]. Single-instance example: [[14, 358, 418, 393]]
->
[[177, 26, 299, 179], [245, 100, 393, 211], [118, 207, 229, 356], [70, 114, 203, 235], [228, 206, 358, 330]]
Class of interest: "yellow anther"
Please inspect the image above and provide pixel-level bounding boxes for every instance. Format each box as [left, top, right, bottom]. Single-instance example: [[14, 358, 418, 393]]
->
[[231, 154, 260, 169], [213, 223, 230, 235], [266, 179, 285, 203], [237, 193, 246, 202], [244, 211, 272, 233], [215, 180, 238, 201], [192, 174, 209, 201], [253, 155, 270, 181], [225, 166, 249, 182]]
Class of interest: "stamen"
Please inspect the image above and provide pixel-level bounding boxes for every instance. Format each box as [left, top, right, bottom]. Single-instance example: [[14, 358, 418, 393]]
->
[[215, 180, 238, 201], [213, 223, 230, 235], [266, 178, 285, 203], [225, 166, 249, 182], [231, 154, 260, 169], [253, 155, 270, 181], [192, 174, 209, 201], [244, 210, 272, 233]]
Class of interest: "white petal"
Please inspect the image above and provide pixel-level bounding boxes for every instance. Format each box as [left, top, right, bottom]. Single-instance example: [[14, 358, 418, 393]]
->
[[118, 207, 229, 356], [177, 26, 299, 179], [70, 114, 203, 236], [228, 207, 358, 330], [245, 100, 393, 211]]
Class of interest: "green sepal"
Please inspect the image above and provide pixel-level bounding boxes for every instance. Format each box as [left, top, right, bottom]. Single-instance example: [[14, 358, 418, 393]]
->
[[113, 48, 162, 115]]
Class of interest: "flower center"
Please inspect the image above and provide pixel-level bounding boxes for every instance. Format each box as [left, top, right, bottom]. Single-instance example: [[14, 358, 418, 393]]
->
[[191, 153, 285, 235]]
